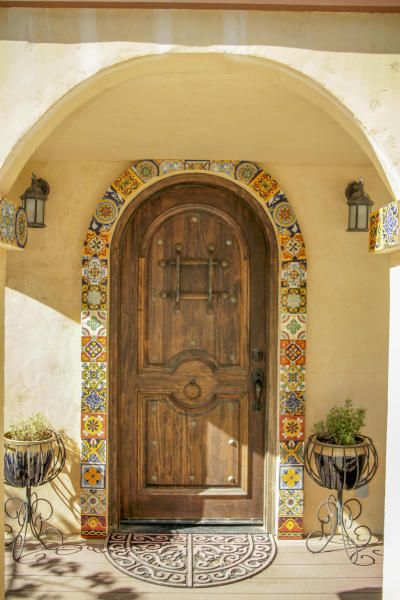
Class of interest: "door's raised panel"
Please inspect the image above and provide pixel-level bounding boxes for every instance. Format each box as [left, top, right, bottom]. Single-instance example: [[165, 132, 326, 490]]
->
[[141, 206, 249, 369], [138, 394, 248, 495]]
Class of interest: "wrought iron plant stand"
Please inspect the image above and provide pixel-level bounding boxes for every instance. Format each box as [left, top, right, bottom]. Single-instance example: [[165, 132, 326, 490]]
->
[[4, 433, 66, 561], [304, 434, 378, 564]]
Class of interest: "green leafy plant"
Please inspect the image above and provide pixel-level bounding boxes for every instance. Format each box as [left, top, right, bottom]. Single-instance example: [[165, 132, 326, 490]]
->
[[6, 412, 61, 442], [314, 399, 366, 445]]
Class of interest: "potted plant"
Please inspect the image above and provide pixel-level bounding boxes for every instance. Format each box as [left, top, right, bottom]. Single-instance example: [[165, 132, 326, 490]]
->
[[4, 412, 65, 488], [306, 399, 377, 490]]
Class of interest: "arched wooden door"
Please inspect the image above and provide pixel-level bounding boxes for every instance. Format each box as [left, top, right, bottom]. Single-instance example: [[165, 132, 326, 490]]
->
[[111, 177, 273, 525]]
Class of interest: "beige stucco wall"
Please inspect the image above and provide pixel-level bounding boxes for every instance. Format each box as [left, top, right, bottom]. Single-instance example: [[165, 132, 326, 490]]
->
[[3, 159, 391, 535], [0, 9, 400, 198]]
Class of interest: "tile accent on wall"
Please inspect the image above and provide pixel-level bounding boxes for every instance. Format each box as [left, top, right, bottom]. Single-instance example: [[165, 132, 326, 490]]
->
[[81, 489, 107, 515], [0, 199, 28, 249], [81, 464, 106, 489], [82, 413, 106, 439], [80, 159, 307, 539], [369, 200, 399, 252], [279, 441, 305, 465], [280, 465, 304, 490], [280, 416, 305, 442], [278, 490, 304, 517], [278, 516, 303, 539], [81, 515, 107, 538]]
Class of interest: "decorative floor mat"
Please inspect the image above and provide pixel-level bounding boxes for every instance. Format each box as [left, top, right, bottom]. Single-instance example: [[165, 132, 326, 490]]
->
[[106, 532, 277, 588]]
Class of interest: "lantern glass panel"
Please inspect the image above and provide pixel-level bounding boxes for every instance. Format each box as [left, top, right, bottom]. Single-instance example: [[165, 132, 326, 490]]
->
[[36, 199, 45, 226], [357, 204, 368, 231], [25, 197, 36, 225], [348, 204, 357, 231]]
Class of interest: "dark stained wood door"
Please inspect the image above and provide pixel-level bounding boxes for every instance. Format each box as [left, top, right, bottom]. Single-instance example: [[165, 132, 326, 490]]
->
[[116, 180, 269, 523]]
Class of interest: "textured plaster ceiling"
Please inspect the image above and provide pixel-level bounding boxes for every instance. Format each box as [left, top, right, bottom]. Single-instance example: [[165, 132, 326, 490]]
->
[[33, 69, 371, 167]]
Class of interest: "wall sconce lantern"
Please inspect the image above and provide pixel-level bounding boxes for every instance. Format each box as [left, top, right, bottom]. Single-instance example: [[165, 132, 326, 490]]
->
[[345, 179, 374, 232], [20, 173, 50, 228]]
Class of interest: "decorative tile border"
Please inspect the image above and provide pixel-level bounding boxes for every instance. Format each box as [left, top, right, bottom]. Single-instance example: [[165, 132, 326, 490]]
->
[[80, 159, 307, 540], [369, 200, 399, 252], [0, 198, 28, 249]]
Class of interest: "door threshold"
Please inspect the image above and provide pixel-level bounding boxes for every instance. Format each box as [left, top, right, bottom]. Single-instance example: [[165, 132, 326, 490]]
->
[[120, 520, 266, 534]]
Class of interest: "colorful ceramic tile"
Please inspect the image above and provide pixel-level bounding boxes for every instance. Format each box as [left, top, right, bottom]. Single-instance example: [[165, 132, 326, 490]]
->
[[82, 362, 107, 390], [81, 336, 107, 362], [280, 416, 305, 442], [82, 257, 108, 286], [280, 233, 306, 261], [112, 168, 142, 199], [278, 517, 303, 538], [81, 464, 106, 489], [369, 210, 380, 251], [268, 193, 300, 236], [184, 160, 210, 170], [82, 439, 107, 463], [82, 283, 107, 311], [80, 489, 107, 515], [281, 261, 307, 288], [280, 340, 306, 366], [280, 365, 306, 393], [251, 171, 279, 201], [210, 161, 235, 177], [15, 206, 28, 248], [279, 490, 304, 517], [82, 387, 106, 413], [280, 465, 304, 490], [280, 392, 305, 416], [272, 200, 297, 231], [94, 199, 119, 227], [279, 441, 304, 465], [81, 515, 107, 538], [83, 231, 110, 258], [159, 159, 185, 174], [280, 314, 306, 341], [0, 198, 16, 245], [132, 160, 160, 182], [82, 413, 106, 439], [281, 287, 306, 314], [81, 310, 107, 337], [235, 161, 260, 184], [382, 200, 399, 247], [102, 186, 125, 207]]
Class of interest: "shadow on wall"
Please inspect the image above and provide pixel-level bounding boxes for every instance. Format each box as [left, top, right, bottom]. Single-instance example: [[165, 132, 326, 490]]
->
[[50, 434, 81, 529]]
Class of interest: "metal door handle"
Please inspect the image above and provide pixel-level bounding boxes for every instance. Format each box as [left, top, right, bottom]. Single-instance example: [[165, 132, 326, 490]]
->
[[251, 368, 264, 412]]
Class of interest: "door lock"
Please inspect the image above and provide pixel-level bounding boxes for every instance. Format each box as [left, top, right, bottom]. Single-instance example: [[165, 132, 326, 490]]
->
[[251, 368, 264, 412], [252, 348, 264, 363]]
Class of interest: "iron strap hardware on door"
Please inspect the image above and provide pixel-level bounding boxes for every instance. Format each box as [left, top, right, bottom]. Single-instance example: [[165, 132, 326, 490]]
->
[[159, 243, 230, 313], [252, 368, 264, 412]]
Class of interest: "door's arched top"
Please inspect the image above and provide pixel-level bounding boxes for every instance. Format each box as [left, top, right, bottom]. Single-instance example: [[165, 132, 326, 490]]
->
[[81, 158, 306, 540]]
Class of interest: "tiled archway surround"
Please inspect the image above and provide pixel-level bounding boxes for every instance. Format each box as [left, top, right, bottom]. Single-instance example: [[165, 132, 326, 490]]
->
[[80, 160, 307, 540]]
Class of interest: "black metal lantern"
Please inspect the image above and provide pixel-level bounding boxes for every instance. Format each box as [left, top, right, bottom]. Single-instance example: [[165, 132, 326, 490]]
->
[[20, 173, 50, 228], [345, 179, 374, 232]]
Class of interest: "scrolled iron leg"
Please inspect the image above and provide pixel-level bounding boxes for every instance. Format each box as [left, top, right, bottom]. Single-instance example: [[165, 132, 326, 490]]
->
[[306, 490, 373, 565], [5, 486, 64, 562]]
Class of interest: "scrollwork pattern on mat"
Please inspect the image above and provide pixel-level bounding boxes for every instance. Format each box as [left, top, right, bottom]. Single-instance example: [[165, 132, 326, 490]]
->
[[106, 532, 276, 588]]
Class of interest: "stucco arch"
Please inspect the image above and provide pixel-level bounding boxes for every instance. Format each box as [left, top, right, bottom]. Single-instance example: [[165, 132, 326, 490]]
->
[[0, 51, 396, 197], [81, 158, 307, 540]]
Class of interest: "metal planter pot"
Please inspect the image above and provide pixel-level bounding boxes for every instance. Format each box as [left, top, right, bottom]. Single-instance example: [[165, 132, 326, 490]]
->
[[305, 434, 378, 491], [4, 433, 65, 488]]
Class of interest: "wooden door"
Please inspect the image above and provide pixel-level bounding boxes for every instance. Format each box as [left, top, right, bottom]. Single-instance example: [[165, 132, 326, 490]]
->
[[116, 180, 269, 523]]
